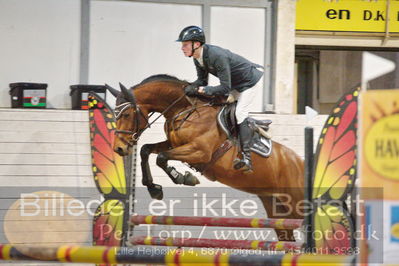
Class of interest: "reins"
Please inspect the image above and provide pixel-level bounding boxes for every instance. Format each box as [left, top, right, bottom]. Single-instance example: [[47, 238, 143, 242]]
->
[[171, 101, 213, 131], [114, 82, 229, 146], [115, 93, 186, 145]]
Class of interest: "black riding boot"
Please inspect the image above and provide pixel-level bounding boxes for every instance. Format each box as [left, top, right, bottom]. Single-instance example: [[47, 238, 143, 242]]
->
[[233, 119, 253, 173]]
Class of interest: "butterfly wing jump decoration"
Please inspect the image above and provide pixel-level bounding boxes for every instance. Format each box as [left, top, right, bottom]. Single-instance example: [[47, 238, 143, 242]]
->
[[88, 93, 130, 248], [311, 86, 360, 254]]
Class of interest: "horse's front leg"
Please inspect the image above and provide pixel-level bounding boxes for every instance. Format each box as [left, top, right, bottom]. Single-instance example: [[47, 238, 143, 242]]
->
[[140, 141, 171, 200], [156, 142, 209, 188]]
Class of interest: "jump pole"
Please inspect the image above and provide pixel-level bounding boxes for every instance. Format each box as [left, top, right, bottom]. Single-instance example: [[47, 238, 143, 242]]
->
[[0, 244, 355, 265], [131, 236, 302, 252], [130, 215, 303, 230]]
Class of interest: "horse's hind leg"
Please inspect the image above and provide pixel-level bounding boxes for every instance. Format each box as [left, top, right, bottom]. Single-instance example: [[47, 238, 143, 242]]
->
[[156, 143, 209, 186], [259, 195, 299, 242], [140, 141, 171, 200]]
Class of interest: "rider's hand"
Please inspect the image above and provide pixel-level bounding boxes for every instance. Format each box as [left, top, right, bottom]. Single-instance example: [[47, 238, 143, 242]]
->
[[226, 93, 236, 103], [198, 87, 206, 94], [184, 84, 198, 96]]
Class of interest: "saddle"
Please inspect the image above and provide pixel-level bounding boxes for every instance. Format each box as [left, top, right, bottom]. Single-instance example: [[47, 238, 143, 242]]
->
[[217, 103, 273, 157]]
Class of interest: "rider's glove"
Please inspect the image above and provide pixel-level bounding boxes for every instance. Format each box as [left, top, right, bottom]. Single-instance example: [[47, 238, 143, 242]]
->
[[184, 84, 198, 96]]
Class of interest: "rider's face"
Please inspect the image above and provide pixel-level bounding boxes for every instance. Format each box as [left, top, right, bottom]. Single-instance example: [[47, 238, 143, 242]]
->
[[181, 41, 193, 57], [181, 41, 200, 57]]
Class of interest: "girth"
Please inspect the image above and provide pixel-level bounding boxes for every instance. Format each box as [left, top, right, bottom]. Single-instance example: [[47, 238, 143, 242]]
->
[[191, 139, 233, 176]]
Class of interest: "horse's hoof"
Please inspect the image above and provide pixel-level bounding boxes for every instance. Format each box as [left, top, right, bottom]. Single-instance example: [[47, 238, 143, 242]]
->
[[183, 171, 200, 186], [148, 184, 163, 200]]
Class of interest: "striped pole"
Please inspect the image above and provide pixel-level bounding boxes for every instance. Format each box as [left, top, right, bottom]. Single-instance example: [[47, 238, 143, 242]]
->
[[131, 215, 303, 230], [131, 236, 303, 252], [0, 244, 355, 265]]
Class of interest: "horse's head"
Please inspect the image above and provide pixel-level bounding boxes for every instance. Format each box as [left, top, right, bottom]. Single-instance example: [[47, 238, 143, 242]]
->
[[106, 83, 148, 156]]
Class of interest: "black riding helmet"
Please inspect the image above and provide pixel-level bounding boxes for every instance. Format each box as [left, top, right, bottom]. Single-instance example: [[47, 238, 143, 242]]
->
[[177, 26, 205, 58], [176, 25, 206, 44]]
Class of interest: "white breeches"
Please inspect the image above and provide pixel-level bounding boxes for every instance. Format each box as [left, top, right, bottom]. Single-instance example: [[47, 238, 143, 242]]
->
[[231, 81, 261, 124]]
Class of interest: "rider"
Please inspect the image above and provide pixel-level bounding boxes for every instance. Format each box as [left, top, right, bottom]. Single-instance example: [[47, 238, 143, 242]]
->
[[176, 25, 264, 173]]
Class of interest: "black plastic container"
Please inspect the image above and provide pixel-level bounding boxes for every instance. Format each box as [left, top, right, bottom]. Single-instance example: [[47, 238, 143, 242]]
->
[[9, 82, 48, 108], [70, 85, 106, 110]]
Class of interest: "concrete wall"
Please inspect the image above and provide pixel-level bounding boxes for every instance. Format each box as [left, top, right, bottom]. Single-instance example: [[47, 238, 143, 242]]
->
[[274, 0, 297, 114], [89, 0, 202, 109]]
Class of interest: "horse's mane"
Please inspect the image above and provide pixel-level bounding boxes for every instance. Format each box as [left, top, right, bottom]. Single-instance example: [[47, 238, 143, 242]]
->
[[132, 74, 187, 90], [116, 74, 188, 105], [142, 74, 181, 83]]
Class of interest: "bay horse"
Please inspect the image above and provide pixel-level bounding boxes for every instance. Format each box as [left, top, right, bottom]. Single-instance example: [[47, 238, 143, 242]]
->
[[107, 75, 304, 241]]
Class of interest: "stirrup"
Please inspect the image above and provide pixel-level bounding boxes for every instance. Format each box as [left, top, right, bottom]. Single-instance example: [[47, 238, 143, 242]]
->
[[233, 157, 252, 171], [233, 158, 245, 170]]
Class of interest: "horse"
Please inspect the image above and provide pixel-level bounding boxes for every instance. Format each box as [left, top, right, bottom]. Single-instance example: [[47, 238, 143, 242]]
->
[[106, 74, 304, 241]]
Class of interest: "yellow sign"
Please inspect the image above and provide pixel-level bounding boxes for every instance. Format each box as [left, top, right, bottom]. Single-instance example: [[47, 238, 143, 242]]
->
[[365, 114, 399, 180], [296, 0, 399, 33], [392, 223, 399, 239], [360, 89, 399, 200]]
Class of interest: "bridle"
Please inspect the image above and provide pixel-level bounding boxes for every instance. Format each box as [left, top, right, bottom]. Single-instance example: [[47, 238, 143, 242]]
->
[[114, 94, 186, 146], [114, 102, 150, 146]]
